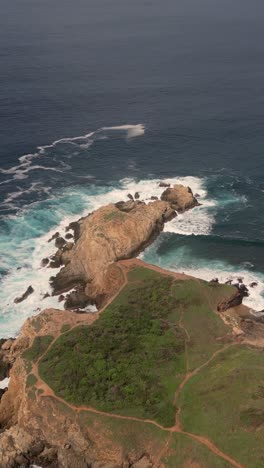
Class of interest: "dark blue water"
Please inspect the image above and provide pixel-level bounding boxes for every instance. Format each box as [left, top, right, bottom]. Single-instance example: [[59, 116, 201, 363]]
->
[[0, 0, 264, 336]]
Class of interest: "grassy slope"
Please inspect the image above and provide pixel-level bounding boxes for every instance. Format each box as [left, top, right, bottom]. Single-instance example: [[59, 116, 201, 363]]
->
[[38, 267, 233, 428], [179, 345, 264, 467]]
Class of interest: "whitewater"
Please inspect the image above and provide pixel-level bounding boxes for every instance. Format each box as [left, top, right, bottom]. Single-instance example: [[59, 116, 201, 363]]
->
[[0, 124, 263, 338]]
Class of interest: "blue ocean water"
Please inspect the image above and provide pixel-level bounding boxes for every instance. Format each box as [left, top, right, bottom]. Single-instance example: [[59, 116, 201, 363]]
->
[[0, 0, 264, 337]]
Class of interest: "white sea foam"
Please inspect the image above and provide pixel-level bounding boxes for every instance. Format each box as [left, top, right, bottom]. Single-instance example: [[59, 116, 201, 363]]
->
[[0, 123, 145, 185], [0, 377, 10, 389]]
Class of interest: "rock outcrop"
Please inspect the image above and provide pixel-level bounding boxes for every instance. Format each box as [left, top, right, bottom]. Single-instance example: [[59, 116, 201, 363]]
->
[[161, 184, 199, 212], [50, 200, 176, 306]]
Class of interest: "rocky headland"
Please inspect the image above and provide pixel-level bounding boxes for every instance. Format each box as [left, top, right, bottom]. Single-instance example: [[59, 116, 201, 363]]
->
[[1, 183, 264, 468]]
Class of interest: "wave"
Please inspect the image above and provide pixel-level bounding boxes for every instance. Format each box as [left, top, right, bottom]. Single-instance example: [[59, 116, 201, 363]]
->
[[0, 123, 145, 183]]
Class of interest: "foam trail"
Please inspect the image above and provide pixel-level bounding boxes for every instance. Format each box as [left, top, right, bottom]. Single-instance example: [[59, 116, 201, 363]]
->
[[102, 124, 145, 138], [0, 124, 145, 191]]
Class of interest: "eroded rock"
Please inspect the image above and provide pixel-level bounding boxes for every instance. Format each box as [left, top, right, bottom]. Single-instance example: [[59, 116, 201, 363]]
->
[[14, 286, 34, 304], [161, 184, 199, 212]]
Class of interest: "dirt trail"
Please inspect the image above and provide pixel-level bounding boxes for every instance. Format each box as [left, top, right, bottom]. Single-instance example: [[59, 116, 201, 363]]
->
[[30, 261, 243, 468]]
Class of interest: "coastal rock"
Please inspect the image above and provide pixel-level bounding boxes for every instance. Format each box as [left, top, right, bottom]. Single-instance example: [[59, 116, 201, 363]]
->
[[14, 286, 34, 304], [55, 236, 66, 249], [65, 221, 82, 242], [217, 290, 243, 312], [250, 282, 258, 288], [65, 233, 73, 240], [150, 196, 158, 200], [134, 192, 140, 199], [48, 232, 60, 243], [64, 289, 90, 310], [127, 193, 134, 201], [161, 184, 199, 212], [159, 182, 170, 188], [41, 258, 49, 267], [50, 200, 176, 302]]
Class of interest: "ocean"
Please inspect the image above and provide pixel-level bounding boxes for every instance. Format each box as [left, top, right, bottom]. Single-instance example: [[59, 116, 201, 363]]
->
[[0, 0, 264, 337]]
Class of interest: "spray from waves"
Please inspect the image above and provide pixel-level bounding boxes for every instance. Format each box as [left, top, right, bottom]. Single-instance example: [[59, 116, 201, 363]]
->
[[0, 175, 210, 338]]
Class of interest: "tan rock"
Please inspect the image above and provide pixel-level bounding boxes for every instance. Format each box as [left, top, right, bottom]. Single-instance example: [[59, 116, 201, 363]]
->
[[51, 200, 176, 303], [161, 184, 199, 212]]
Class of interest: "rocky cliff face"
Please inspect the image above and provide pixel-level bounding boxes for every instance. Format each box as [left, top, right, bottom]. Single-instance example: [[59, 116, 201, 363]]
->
[[50, 200, 176, 307]]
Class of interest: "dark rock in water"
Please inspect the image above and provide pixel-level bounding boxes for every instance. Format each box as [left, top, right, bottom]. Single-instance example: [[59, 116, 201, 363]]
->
[[55, 237, 66, 249], [65, 233, 73, 240], [250, 282, 258, 288], [16, 266, 22, 270], [64, 289, 90, 310], [134, 192, 140, 199], [210, 278, 219, 284], [238, 283, 249, 297], [41, 258, 49, 267], [159, 182, 170, 188], [65, 221, 81, 242], [14, 286, 34, 304], [0, 358, 9, 381], [225, 280, 233, 285], [0, 388, 7, 400], [42, 292, 50, 299], [195, 193, 201, 198], [150, 196, 158, 200], [127, 193, 134, 200], [49, 255, 62, 269], [48, 232, 60, 243], [237, 277, 244, 284], [58, 295, 65, 302]]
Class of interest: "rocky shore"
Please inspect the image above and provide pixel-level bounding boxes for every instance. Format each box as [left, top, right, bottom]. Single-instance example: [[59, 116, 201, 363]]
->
[[1, 183, 263, 467]]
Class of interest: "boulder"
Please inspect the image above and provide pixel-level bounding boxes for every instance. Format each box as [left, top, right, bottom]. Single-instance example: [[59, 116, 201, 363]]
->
[[159, 182, 170, 188], [134, 192, 140, 199], [65, 233, 73, 240], [250, 282, 258, 288], [217, 290, 243, 312], [150, 196, 158, 200], [55, 237, 66, 249], [127, 193, 134, 201], [14, 286, 34, 304], [41, 258, 49, 267], [64, 289, 90, 310], [161, 184, 199, 212], [48, 232, 60, 243], [65, 221, 81, 242]]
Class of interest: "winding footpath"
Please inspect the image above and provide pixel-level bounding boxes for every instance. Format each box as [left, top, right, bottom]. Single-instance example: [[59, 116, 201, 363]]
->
[[31, 264, 243, 468]]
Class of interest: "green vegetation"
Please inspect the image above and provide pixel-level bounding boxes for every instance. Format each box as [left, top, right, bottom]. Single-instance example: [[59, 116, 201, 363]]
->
[[163, 433, 230, 467], [40, 270, 186, 426], [171, 280, 232, 369], [179, 345, 264, 466], [26, 373, 37, 388], [61, 324, 71, 333], [39, 267, 234, 427], [23, 335, 53, 363]]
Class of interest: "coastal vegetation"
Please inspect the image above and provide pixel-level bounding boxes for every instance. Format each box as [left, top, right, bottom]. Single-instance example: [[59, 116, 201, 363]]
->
[[39, 267, 234, 427]]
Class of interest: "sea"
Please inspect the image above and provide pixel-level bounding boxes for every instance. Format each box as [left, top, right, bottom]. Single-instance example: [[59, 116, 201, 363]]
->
[[0, 0, 264, 338]]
